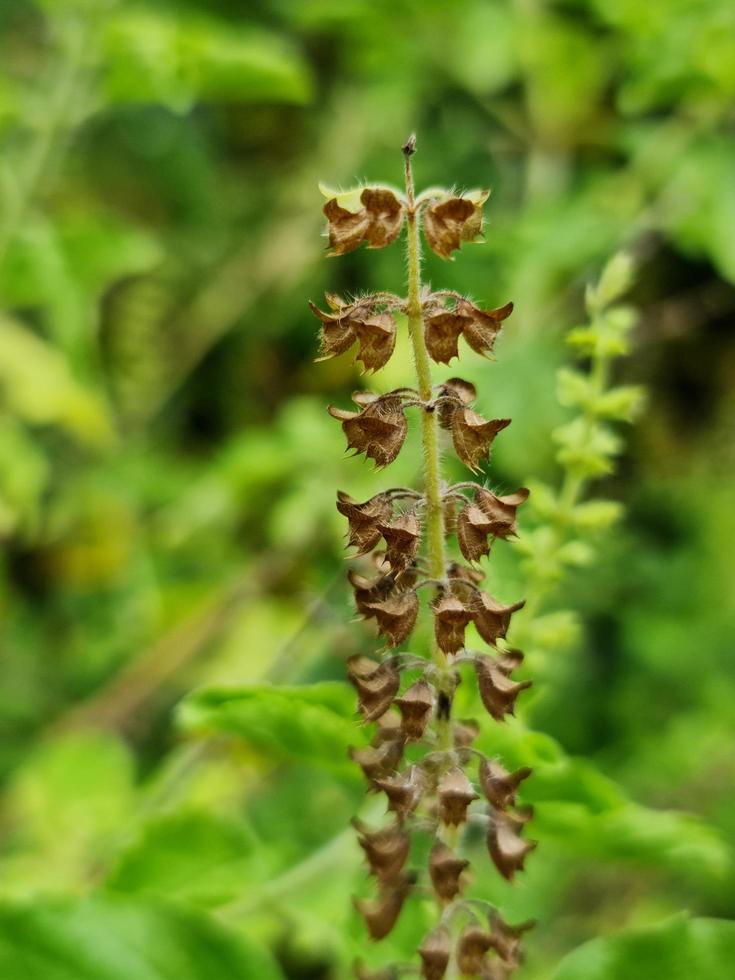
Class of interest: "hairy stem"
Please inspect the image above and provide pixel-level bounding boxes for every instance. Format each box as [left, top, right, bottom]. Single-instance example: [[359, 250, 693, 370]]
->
[[403, 140, 452, 752], [403, 143, 445, 610]]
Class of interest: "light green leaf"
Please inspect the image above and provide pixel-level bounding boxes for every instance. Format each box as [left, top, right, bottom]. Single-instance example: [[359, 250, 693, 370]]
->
[[572, 499, 623, 532], [178, 682, 365, 776], [0, 895, 284, 980], [552, 915, 735, 980], [593, 384, 646, 421], [101, 10, 313, 110], [107, 811, 262, 908], [0, 315, 113, 447], [0, 732, 136, 898], [586, 252, 634, 313]]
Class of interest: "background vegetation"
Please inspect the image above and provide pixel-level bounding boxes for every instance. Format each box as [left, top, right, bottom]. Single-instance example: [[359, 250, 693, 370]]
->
[[0, 0, 733, 977]]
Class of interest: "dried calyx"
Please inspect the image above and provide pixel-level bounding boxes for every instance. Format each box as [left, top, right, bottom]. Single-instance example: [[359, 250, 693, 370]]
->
[[312, 137, 534, 979]]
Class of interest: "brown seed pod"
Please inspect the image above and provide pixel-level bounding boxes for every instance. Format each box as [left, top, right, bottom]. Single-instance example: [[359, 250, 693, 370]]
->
[[451, 409, 510, 472], [350, 739, 404, 783], [394, 679, 435, 741], [479, 758, 533, 810], [488, 910, 535, 969], [428, 842, 469, 902], [337, 491, 394, 556], [437, 766, 479, 826], [453, 718, 480, 748], [487, 810, 537, 881], [348, 570, 395, 618], [425, 311, 466, 364], [447, 561, 485, 586], [418, 926, 452, 980], [458, 298, 514, 358], [436, 377, 477, 429], [354, 873, 413, 939], [353, 819, 411, 883], [471, 592, 525, 645], [423, 191, 489, 259], [474, 656, 532, 722], [310, 297, 398, 372], [432, 592, 472, 655], [324, 187, 405, 256], [456, 925, 493, 975], [378, 512, 421, 572], [364, 591, 419, 648], [457, 503, 495, 562], [347, 656, 401, 722], [374, 765, 425, 822], [328, 394, 408, 467], [474, 487, 530, 538]]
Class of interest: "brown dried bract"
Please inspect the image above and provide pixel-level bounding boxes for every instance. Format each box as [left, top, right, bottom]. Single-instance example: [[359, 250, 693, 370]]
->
[[447, 561, 485, 586], [487, 810, 537, 881], [432, 592, 472, 655], [395, 679, 435, 741], [479, 758, 533, 810], [419, 926, 452, 980], [459, 299, 513, 358], [423, 191, 489, 259], [310, 296, 398, 372], [451, 409, 510, 472], [374, 765, 425, 822], [364, 590, 419, 648], [347, 656, 401, 721], [353, 819, 411, 883], [425, 311, 465, 364], [437, 766, 479, 826], [436, 377, 477, 429], [475, 656, 532, 722], [429, 842, 469, 902], [325, 187, 405, 256], [350, 739, 404, 783], [378, 512, 421, 572], [456, 925, 493, 975], [328, 394, 408, 468], [424, 298, 512, 363], [348, 570, 396, 618], [453, 718, 480, 748], [354, 872, 413, 939], [337, 491, 394, 556], [488, 911, 535, 970], [474, 487, 529, 538], [457, 503, 495, 562], [471, 591, 525, 645]]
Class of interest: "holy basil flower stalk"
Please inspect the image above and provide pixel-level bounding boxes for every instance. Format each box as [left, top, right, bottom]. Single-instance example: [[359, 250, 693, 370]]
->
[[312, 136, 534, 979]]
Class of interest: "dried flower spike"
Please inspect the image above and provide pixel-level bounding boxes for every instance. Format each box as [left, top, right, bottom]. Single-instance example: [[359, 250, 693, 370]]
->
[[313, 136, 532, 976]]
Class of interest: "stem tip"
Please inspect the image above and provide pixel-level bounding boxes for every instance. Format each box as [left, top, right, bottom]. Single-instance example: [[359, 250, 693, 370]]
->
[[402, 133, 417, 157]]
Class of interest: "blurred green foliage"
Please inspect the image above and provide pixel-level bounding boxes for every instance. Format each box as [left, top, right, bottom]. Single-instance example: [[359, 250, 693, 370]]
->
[[0, 0, 733, 977]]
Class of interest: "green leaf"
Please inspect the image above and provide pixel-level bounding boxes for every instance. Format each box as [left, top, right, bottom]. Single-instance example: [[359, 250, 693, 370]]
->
[[586, 252, 634, 314], [107, 811, 262, 908], [0, 894, 284, 980], [571, 499, 623, 532], [101, 10, 313, 110], [0, 315, 113, 447], [552, 915, 735, 980], [556, 367, 596, 409], [177, 682, 365, 776], [592, 384, 646, 422], [553, 418, 622, 477]]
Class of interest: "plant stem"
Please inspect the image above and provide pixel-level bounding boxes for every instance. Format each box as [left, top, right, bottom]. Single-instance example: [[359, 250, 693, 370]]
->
[[403, 141, 446, 655]]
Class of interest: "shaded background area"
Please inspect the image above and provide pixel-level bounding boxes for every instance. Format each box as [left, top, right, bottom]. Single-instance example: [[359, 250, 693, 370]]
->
[[0, 1, 733, 977]]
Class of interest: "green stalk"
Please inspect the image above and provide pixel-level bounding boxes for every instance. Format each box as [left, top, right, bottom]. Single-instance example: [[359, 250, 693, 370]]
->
[[403, 141, 447, 671]]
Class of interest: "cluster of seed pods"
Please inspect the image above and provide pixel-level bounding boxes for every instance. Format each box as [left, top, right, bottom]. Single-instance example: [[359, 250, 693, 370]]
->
[[312, 137, 535, 979]]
